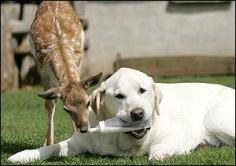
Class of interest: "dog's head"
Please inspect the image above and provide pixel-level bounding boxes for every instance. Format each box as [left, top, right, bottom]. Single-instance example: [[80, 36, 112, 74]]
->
[[90, 68, 162, 139]]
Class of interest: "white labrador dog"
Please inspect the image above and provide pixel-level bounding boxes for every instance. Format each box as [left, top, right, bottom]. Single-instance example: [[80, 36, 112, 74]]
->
[[8, 68, 235, 163]]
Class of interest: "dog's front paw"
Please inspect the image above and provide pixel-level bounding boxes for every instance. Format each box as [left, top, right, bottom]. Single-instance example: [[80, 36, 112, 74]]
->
[[8, 149, 39, 164], [148, 152, 170, 161], [148, 146, 173, 161]]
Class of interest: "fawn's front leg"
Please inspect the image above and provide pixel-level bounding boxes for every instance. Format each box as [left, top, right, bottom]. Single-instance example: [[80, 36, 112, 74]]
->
[[44, 100, 56, 145]]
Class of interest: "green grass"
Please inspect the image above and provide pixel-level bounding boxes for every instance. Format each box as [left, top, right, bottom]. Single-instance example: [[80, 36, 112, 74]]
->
[[1, 75, 235, 165]]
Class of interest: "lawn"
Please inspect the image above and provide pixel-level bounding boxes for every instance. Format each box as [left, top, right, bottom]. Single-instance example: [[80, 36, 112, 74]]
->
[[1, 75, 235, 165]]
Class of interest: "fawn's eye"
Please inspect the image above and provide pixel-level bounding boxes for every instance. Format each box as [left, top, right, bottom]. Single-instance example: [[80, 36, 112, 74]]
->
[[63, 106, 71, 113], [115, 93, 126, 100], [139, 87, 147, 94]]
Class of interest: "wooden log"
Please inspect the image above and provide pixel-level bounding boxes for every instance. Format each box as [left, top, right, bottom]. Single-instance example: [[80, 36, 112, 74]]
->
[[10, 4, 37, 34], [22, 4, 38, 21], [114, 56, 235, 77], [0, 3, 20, 21], [10, 20, 30, 34]]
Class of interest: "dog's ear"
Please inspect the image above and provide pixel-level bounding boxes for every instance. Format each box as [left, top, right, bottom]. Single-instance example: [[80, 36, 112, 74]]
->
[[38, 87, 62, 100], [153, 83, 162, 115], [89, 83, 106, 114]]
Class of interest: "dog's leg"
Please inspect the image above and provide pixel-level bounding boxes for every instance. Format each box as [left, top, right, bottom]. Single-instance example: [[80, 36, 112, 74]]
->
[[148, 140, 177, 161], [8, 138, 77, 164], [44, 100, 56, 145]]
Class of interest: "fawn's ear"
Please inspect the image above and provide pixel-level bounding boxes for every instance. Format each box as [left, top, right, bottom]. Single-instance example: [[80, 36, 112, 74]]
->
[[38, 87, 62, 100], [81, 72, 103, 90], [89, 83, 106, 114]]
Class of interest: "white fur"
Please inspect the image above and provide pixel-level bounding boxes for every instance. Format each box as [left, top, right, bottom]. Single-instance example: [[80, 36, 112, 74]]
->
[[8, 68, 235, 163], [80, 30, 85, 50]]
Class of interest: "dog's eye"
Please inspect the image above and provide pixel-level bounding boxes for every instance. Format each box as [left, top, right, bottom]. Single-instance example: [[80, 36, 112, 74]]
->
[[139, 87, 147, 94], [115, 93, 126, 100], [63, 106, 71, 113]]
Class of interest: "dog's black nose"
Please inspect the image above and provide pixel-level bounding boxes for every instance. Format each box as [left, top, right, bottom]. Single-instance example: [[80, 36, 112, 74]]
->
[[130, 108, 144, 121]]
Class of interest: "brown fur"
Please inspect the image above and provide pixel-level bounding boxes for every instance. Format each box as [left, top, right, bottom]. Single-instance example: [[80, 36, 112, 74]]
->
[[30, 1, 83, 84], [30, 1, 101, 145]]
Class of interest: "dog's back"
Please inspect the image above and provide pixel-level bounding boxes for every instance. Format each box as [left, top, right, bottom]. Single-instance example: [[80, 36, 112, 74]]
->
[[157, 82, 235, 147]]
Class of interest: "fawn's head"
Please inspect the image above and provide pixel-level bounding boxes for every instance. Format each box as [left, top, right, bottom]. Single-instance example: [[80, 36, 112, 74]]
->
[[38, 73, 102, 133]]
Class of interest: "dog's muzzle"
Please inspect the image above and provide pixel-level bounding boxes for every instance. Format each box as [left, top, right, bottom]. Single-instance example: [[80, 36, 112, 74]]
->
[[123, 108, 151, 139], [125, 127, 151, 139]]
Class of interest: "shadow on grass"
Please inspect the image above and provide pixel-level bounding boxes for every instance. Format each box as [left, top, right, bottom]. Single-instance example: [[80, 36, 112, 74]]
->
[[46, 153, 133, 162]]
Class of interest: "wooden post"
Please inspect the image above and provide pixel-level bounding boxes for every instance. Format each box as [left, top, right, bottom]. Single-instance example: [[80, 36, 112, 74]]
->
[[12, 4, 38, 87], [1, 3, 21, 91], [1, 16, 19, 91]]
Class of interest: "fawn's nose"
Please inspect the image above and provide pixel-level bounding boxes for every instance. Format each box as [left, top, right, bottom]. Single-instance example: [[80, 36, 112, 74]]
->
[[130, 108, 144, 121], [78, 123, 88, 133]]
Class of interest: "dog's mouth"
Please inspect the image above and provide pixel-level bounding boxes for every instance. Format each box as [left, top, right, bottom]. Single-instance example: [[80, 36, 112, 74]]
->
[[125, 127, 151, 139], [118, 118, 152, 139]]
